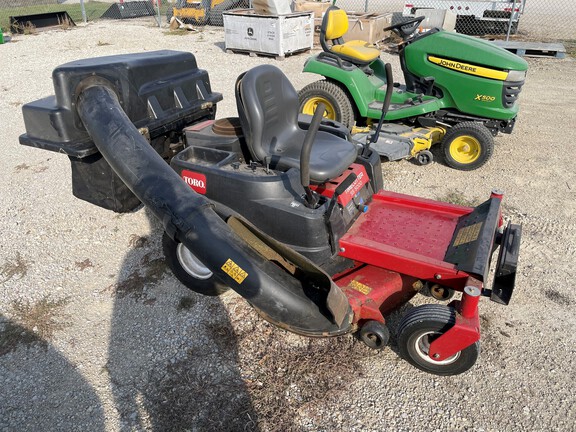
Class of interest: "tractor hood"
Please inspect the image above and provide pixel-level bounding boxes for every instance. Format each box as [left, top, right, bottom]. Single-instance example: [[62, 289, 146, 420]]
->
[[410, 31, 528, 72]]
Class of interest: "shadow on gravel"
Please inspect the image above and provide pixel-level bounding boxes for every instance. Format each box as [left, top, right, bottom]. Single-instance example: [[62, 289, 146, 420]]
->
[[105, 208, 260, 431], [0, 315, 106, 431], [105, 208, 379, 431]]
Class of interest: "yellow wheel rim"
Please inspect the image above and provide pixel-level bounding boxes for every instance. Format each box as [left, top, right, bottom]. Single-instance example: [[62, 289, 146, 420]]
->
[[301, 97, 336, 120], [449, 135, 481, 164]]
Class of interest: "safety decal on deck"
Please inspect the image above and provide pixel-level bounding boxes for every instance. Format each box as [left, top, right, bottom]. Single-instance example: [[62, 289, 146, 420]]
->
[[350, 280, 372, 295], [221, 258, 248, 284], [453, 222, 483, 247]]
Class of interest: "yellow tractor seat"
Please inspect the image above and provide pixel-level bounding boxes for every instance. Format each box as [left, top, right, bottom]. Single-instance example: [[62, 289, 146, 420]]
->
[[320, 6, 381, 66]]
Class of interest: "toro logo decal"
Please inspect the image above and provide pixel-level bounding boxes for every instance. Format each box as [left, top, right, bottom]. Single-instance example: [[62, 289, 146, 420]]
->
[[182, 170, 207, 194]]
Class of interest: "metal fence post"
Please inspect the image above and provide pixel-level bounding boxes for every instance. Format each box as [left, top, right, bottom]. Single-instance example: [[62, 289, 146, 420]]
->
[[156, 0, 161, 27], [80, 0, 87, 23], [506, 0, 518, 41]]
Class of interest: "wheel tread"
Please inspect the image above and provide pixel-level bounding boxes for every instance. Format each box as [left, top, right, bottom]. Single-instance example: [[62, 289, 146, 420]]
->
[[298, 80, 356, 129]]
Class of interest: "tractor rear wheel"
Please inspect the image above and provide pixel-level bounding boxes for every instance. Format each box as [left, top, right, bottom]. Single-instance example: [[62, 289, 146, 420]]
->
[[397, 304, 480, 375], [162, 232, 230, 296], [441, 122, 494, 171], [298, 80, 356, 129]]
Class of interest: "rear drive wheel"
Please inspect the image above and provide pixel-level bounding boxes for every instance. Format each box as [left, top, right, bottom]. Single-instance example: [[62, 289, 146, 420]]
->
[[162, 232, 229, 296], [397, 304, 480, 375], [298, 80, 356, 129], [441, 122, 494, 171]]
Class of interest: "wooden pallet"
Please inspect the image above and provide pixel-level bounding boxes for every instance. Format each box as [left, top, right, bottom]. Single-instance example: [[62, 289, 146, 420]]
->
[[492, 41, 566, 59], [225, 47, 311, 61]]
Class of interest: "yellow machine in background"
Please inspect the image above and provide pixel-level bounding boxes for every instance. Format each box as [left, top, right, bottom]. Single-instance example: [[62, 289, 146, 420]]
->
[[167, 0, 246, 26]]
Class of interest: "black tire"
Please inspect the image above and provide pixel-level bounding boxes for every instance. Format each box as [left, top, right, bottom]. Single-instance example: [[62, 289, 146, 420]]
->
[[298, 80, 356, 129], [421, 284, 455, 301], [166, 8, 173, 23], [397, 304, 480, 375], [441, 121, 494, 171], [359, 320, 390, 350], [162, 232, 230, 296], [415, 149, 433, 166]]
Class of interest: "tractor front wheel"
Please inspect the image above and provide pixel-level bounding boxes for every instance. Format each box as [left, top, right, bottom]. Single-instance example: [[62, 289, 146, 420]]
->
[[162, 232, 230, 296], [441, 122, 494, 171], [397, 304, 480, 375], [298, 80, 356, 129]]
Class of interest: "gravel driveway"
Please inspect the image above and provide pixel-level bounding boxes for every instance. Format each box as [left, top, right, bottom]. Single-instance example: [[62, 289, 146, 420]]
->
[[1, 19, 575, 431]]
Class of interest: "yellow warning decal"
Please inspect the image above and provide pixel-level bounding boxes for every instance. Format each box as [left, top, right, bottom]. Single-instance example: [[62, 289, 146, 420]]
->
[[350, 280, 372, 295], [221, 258, 248, 284], [453, 222, 483, 247], [428, 56, 508, 81]]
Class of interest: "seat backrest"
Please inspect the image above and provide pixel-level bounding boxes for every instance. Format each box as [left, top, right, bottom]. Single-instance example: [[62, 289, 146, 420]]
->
[[235, 64, 300, 164], [320, 6, 349, 51]]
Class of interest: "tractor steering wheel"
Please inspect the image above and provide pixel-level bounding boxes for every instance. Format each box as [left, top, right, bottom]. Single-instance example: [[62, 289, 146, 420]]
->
[[384, 16, 426, 40]]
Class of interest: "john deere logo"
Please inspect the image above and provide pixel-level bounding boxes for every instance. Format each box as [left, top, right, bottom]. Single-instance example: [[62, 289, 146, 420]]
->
[[247, 27, 254, 36]]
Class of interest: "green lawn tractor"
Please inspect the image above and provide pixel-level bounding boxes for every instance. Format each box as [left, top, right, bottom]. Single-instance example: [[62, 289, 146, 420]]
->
[[298, 6, 528, 170]]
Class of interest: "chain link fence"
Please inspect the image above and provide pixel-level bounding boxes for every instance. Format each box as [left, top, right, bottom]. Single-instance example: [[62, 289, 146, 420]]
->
[[1, 0, 574, 42], [339, 0, 575, 41]]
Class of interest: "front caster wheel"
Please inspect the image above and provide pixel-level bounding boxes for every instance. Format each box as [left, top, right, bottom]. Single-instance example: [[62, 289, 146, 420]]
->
[[359, 320, 390, 350], [425, 284, 455, 301], [162, 232, 230, 296], [397, 304, 479, 375], [415, 150, 433, 166]]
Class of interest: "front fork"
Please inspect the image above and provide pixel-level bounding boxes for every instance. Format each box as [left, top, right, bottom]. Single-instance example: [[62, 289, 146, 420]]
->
[[428, 277, 483, 361]]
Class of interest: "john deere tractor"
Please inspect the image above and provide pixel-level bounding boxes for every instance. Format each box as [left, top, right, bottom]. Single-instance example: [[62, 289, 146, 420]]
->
[[298, 6, 528, 170]]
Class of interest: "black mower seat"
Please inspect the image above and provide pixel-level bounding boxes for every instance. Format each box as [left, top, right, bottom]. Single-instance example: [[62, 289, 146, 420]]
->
[[235, 64, 358, 183]]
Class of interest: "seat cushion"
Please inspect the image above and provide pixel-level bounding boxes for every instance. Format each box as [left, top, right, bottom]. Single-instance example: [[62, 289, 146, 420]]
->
[[331, 41, 381, 64], [270, 129, 358, 183]]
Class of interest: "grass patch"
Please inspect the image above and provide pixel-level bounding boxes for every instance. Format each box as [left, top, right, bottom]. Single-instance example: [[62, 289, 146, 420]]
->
[[1, 3, 102, 30], [0, 296, 70, 356]]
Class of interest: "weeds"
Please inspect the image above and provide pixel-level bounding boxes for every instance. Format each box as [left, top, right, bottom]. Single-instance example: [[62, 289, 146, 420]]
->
[[177, 296, 197, 311], [128, 234, 149, 249], [0, 252, 30, 283], [0, 296, 70, 356], [107, 252, 167, 300], [58, 16, 73, 30], [438, 190, 479, 207], [75, 259, 93, 271], [12, 21, 36, 35]]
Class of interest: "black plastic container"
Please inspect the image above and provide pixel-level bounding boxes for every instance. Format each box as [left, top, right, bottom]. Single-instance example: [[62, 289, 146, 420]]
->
[[20, 50, 222, 212]]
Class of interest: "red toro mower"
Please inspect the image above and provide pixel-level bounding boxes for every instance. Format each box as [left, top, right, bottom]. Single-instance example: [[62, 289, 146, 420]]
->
[[19, 51, 520, 375]]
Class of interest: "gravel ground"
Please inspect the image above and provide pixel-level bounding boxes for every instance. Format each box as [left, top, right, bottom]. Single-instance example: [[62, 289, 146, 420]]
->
[[1, 19, 575, 431]]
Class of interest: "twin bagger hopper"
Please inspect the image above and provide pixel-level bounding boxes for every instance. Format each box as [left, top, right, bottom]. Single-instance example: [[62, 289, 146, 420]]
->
[[19, 51, 520, 375]]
